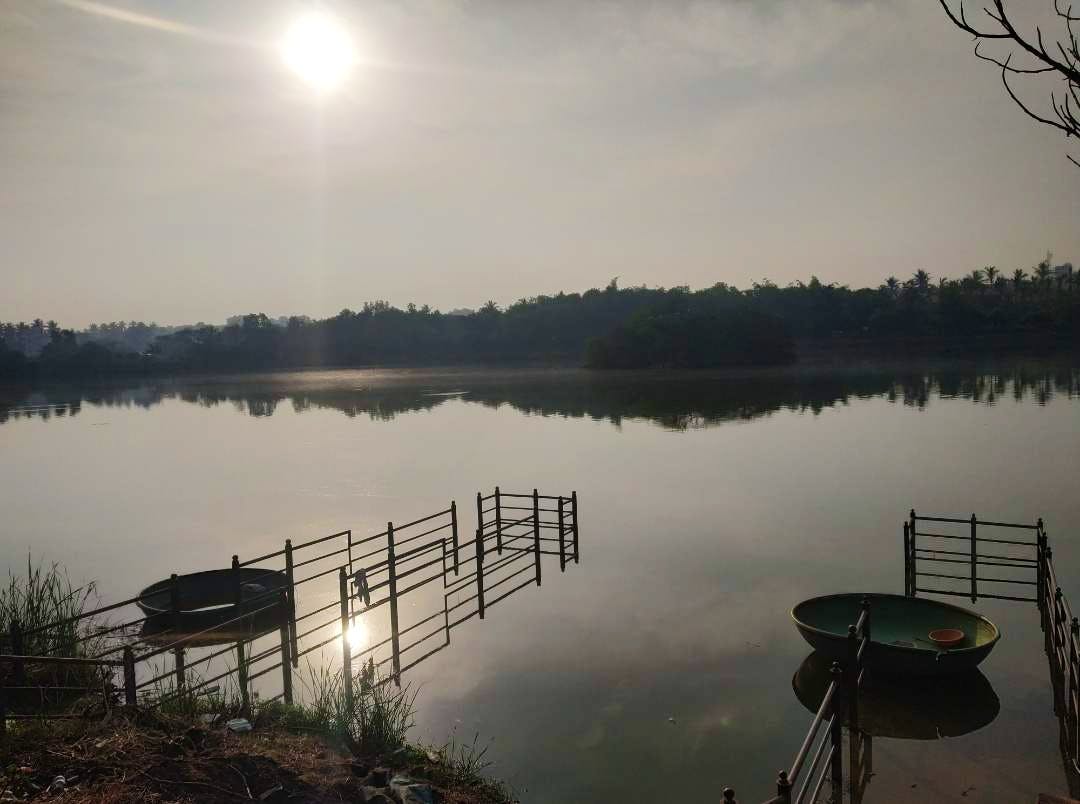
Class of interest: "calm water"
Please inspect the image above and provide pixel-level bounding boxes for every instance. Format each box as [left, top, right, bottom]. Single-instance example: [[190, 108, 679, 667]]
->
[[2, 360, 1079, 802]]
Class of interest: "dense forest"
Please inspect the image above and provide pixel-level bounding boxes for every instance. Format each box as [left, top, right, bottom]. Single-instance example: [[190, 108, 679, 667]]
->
[[1, 259, 1077, 378]]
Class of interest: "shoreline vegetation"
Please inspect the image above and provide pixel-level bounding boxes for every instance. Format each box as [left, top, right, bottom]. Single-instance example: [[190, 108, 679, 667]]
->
[[3, 264, 1079, 379], [0, 562, 515, 803]]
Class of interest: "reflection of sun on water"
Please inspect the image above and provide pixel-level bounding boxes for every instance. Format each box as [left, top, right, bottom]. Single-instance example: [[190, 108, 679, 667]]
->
[[346, 619, 369, 651], [280, 12, 356, 93]]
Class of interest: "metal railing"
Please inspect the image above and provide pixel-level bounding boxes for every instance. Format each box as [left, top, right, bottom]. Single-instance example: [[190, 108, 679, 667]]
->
[[903, 510, 1043, 603], [724, 600, 871, 804], [725, 509, 1053, 804], [0, 487, 581, 730], [905, 510, 1080, 796]]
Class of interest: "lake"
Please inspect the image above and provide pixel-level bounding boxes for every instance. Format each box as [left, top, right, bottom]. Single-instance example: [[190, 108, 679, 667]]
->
[[2, 359, 1079, 802]]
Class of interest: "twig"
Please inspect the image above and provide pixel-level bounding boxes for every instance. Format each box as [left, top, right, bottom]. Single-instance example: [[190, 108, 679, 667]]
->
[[228, 763, 254, 800]]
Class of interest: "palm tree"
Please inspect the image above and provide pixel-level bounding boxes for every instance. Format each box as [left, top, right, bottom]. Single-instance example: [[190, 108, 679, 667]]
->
[[1012, 268, 1027, 292], [1035, 261, 1051, 290], [912, 269, 931, 298], [984, 265, 998, 286], [883, 276, 900, 298]]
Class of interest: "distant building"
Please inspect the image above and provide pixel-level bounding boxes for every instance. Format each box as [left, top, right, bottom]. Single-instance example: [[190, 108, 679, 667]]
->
[[1052, 263, 1073, 280]]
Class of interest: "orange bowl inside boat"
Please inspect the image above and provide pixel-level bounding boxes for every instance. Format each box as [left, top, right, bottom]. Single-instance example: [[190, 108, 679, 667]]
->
[[929, 628, 965, 648]]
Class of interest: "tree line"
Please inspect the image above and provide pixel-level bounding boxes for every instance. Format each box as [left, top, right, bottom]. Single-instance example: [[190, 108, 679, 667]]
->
[[1, 258, 1077, 378], [4, 361, 1076, 428]]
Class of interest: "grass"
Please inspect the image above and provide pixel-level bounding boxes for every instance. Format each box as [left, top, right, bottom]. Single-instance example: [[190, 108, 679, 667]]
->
[[255, 660, 416, 756], [0, 557, 100, 655], [145, 656, 416, 757], [1, 561, 516, 802], [0, 557, 106, 693], [142, 660, 517, 800]]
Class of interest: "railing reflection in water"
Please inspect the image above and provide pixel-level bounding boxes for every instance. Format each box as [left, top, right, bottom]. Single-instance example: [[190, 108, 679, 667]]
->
[[0, 486, 581, 731]]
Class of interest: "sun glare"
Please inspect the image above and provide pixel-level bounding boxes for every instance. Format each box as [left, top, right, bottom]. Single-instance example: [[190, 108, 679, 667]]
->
[[345, 619, 369, 651], [280, 12, 356, 93]]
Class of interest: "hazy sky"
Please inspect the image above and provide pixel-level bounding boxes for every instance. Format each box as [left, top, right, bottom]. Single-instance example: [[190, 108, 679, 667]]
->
[[2, 0, 1078, 326]]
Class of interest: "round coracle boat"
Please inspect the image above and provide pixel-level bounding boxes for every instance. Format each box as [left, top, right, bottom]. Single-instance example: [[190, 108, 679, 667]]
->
[[791, 593, 1000, 676]]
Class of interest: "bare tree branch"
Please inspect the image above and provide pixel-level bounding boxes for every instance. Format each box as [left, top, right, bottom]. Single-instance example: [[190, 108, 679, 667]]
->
[[1055, 0, 1080, 23], [938, 0, 1012, 37], [1000, 56, 1075, 133], [975, 41, 1055, 72], [940, 0, 1080, 166]]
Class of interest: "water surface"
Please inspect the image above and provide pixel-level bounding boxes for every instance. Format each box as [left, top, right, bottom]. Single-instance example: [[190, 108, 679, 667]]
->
[[2, 360, 1078, 802]]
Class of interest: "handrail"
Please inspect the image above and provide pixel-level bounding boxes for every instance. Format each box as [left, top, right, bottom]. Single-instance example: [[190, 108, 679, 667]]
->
[[795, 713, 834, 804], [788, 680, 837, 784], [726, 598, 869, 804], [0, 653, 122, 668], [395, 507, 453, 532], [292, 528, 352, 551], [4, 486, 580, 732], [913, 514, 1038, 529]]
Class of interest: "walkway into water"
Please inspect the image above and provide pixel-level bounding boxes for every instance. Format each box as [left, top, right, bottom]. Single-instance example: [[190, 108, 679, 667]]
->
[[0, 487, 580, 728], [723, 511, 1075, 804]]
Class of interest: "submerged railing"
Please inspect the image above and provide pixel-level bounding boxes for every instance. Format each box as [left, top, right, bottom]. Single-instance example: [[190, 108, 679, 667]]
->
[[0, 486, 581, 732], [725, 510, 1070, 804], [904, 510, 1044, 603], [905, 510, 1080, 794], [723, 601, 872, 804]]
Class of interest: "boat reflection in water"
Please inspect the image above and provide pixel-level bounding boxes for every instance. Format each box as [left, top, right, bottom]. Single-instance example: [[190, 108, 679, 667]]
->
[[793, 650, 1000, 740], [792, 651, 1000, 802]]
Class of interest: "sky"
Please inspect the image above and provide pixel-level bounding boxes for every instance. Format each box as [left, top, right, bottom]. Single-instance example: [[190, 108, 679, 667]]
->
[[1, 0, 1078, 327]]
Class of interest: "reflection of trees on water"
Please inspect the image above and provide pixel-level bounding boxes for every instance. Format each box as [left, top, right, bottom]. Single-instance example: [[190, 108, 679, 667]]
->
[[1, 364, 1077, 429]]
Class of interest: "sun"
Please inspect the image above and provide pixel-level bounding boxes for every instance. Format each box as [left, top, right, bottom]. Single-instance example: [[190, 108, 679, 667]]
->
[[280, 12, 356, 93]]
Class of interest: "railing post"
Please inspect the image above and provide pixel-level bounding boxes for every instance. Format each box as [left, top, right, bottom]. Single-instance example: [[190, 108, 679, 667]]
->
[[450, 501, 460, 576], [476, 493, 484, 553], [233, 556, 250, 717], [338, 568, 353, 712], [861, 596, 872, 644], [387, 522, 401, 686], [970, 514, 978, 603], [0, 681, 6, 740], [903, 521, 911, 596], [776, 769, 792, 804], [533, 489, 542, 587], [279, 590, 293, 705], [475, 527, 486, 619], [847, 625, 859, 732], [829, 662, 843, 803], [170, 573, 185, 691], [285, 539, 298, 668], [9, 621, 25, 687], [1058, 583, 1067, 678], [1070, 618, 1079, 757], [908, 509, 917, 597], [572, 490, 580, 563], [122, 646, 137, 707], [558, 496, 567, 572], [1043, 545, 1054, 654], [494, 487, 503, 556], [1038, 526, 1047, 625]]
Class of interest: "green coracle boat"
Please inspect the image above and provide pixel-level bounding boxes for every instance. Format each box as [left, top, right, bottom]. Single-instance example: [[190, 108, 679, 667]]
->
[[792, 593, 1000, 676]]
